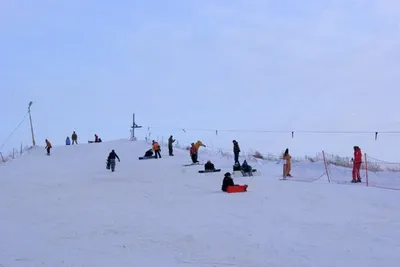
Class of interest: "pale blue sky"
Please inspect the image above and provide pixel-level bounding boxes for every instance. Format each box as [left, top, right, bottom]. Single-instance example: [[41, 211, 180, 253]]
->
[[1, 0, 400, 160]]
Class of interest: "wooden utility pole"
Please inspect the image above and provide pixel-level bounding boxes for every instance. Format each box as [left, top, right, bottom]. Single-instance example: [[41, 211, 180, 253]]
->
[[28, 101, 36, 146]]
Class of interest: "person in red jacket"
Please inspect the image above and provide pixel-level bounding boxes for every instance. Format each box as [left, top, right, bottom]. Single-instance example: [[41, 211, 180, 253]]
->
[[352, 146, 362, 183]]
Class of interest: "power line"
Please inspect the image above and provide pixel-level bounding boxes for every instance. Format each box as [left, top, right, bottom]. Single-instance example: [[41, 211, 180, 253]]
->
[[143, 125, 400, 135], [0, 112, 29, 151]]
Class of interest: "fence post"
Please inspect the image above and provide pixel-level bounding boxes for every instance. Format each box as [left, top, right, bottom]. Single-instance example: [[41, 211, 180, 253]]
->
[[322, 150, 331, 183], [0, 152, 4, 162], [20, 142, 23, 155], [13, 148, 15, 158], [364, 153, 369, 187]]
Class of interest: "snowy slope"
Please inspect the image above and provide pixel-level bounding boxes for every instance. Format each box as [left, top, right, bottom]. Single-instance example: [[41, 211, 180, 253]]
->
[[0, 139, 399, 267]]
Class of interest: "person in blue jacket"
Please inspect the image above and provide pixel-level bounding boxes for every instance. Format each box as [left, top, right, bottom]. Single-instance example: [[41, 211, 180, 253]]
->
[[66, 136, 71, 145]]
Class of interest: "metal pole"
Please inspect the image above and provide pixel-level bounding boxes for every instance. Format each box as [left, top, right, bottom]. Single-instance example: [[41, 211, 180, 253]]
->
[[132, 113, 135, 140], [28, 101, 36, 146], [130, 113, 142, 141]]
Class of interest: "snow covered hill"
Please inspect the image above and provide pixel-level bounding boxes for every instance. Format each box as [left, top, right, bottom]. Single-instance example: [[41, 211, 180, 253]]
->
[[0, 139, 399, 267]]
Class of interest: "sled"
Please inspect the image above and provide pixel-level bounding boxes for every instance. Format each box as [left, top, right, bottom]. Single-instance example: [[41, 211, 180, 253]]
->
[[198, 169, 221, 173], [226, 185, 248, 193]]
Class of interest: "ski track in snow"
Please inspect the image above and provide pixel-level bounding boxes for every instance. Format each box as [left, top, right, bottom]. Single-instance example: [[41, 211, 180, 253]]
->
[[0, 139, 399, 267]]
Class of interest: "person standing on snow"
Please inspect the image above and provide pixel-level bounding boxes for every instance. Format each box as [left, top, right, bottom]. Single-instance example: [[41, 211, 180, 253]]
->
[[283, 148, 292, 178], [232, 140, 240, 164], [45, 139, 52, 155], [190, 143, 198, 163], [106, 149, 120, 172], [352, 146, 362, 183], [168, 135, 175, 156], [152, 140, 161, 158], [71, 131, 78, 144]]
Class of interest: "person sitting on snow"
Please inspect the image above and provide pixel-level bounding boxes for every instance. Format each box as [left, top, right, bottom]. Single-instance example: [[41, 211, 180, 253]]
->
[[221, 172, 248, 192], [241, 160, 252, 172], [204, 160, 215, 171], [233, 162, 241, 171], [144, 149, 153, 157], [65, 136, 71, 145]]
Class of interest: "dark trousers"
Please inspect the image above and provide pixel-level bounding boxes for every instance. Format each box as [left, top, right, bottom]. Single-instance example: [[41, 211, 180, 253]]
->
[[191, 154, 198, 163], [168, 145, 173, 155], [234, 152, 239, 164], [155, 150, 161, 158], [46, 147, 51, 154]]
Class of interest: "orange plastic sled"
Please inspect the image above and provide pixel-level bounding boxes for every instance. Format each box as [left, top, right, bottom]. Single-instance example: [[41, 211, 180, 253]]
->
[[226, 185, 248, 193]]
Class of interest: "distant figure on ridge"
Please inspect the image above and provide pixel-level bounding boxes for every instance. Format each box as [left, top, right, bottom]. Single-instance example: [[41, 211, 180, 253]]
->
[[282, 148, 292, 178], [168, 135, 175, 156], [232, 140, 240, 164], [65, 136, 71, 146], [45, 139, 52, 155], [352, 146, 362, 183], [71, 131, 78, 144], [106, 149, 120, 172], [89, 134, 102, 143], [152, 140, 161, 158]]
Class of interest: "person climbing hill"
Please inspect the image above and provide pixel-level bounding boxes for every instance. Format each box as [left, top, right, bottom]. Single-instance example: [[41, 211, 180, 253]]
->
[[106, 149, 120, 172]]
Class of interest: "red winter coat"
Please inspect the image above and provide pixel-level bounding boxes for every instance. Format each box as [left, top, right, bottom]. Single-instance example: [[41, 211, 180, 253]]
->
[[354, 148, 362, 163]]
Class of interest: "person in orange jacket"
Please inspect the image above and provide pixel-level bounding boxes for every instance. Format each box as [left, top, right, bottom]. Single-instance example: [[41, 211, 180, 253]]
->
[[152, 140, 161, 158], [45, 139, 52, 155], [190, 141, 206, 163]]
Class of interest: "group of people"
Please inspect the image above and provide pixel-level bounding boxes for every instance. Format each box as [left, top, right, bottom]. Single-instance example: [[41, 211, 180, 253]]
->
[[64, 132, 102, 145], [47, 131, 363, 185]]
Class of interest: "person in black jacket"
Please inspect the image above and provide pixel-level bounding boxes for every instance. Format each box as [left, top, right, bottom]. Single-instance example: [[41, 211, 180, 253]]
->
[[221, 172, 235, 192], [233, 140, 240, 164], [106, 150, 120, 172], [144, 149, 154, 157], [221, 172, 248, 192], [204, 160, 215, 171]]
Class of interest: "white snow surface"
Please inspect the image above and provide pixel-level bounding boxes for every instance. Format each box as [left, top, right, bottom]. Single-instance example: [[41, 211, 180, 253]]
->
[[0, 139, 399, 267]]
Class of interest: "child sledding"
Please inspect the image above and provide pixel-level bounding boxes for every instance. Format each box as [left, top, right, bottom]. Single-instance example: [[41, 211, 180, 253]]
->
[[198, 160, 221, 173], [221, 172, 248, 193]]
